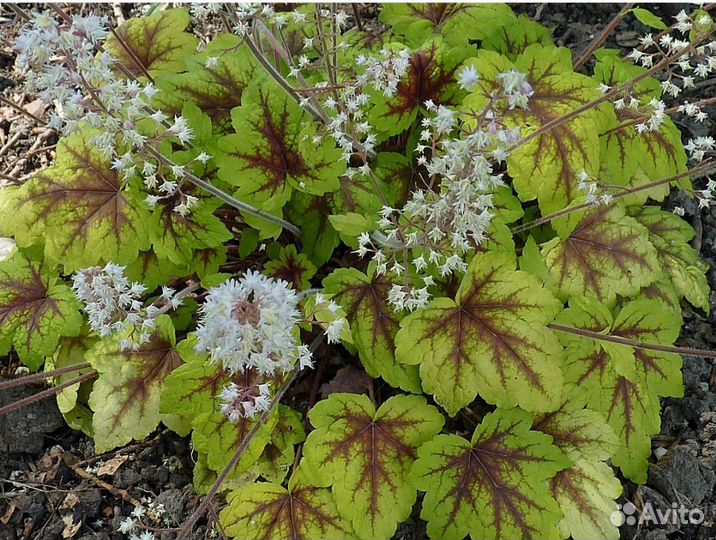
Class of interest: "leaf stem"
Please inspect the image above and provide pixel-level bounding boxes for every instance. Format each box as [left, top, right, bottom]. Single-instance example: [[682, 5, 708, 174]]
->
[[511, 162, 715, 234], [145, 148, 302, 238], [0, 372, 97, 416], [573, 3, 634, 71], [549, 323, 716, 358], [0, 363, 92, 391]]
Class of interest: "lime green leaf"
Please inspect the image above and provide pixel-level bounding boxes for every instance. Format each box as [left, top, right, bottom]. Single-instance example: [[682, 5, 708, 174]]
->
[[105, 8, 199, 78], [555, 298, 668, 482], [150, 196, 233, 267], [216, 79, 345, 211], [302, 393, 444, 540], [221, 472, 356, 540], [396, 252, 563, 415], [51, 330, 97, 414], [631, 8, 668, 30], [482, 14, 553, 59], [637, 278, 681, 314], [629, 206, 710, 312], [595, 52, 688, 204], [155, 35, 258, 131], [380, 3, 515, 46], [2, 130, 152, 271], [369, 39, 474, 138], [534, 401, 622, 540], [0, 250, 82, 370], [264, 244, 316, 291], [542, 206, 660, 304], [411, 408, 569, 540], [87, 316, 182, 453], [464, 45, 610, 216], [323, 267, 421, 393], [160, 336, 231, 420]]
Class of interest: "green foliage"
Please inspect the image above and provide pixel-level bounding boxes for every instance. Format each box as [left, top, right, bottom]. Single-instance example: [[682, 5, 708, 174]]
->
[[3, 5, 713, 540]]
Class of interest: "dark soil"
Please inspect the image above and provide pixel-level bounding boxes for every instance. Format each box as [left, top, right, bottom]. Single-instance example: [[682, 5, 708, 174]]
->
[[1, 4, 716, 540]]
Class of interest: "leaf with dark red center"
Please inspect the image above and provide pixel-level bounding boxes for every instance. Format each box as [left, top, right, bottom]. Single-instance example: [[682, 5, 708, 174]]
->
[[1, 129, 152, 271], [264, 244, 316, 291], [411, 407, 569, 540], [555, 297, 668, 482], [155, 34, 258, 131], [628, 206, 710, 312], [464, 45, 612, 216], [0, 249, 82, 370], [533, 398, 622, 540], [216, 79, 345, 212], [302, 393, 444, 540], [221, 472, 356, 540], [104, 8, 199, 78], [369, 38, 474, 138], [380, 3, 516, 46], [87, 316, 183, 452], [541, 205, 660, 305], [323, 267, 421, 393], [595, 51, 689, 205], [396, 251, 564, 415], [482, 13, 554, 59], [150, 196, 233, 267]]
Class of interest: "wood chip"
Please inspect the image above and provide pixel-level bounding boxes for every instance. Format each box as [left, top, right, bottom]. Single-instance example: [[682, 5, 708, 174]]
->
[[96, 455, 128, 477], [61, 515, 81, 539]]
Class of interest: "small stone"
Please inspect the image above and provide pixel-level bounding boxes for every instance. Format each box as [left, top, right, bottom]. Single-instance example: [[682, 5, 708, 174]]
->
[[649, 445, 716, 505]]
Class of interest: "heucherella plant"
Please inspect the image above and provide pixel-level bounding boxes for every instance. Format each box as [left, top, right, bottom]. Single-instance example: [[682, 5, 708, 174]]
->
[[1, 3, 716, 540]]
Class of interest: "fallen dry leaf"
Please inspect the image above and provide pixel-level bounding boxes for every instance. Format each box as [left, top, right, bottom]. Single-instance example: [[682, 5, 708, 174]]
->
[[97, 455, 128, 477]]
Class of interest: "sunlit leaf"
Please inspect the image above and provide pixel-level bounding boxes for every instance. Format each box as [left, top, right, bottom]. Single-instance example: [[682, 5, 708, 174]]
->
[[411, 408, 569, 540], [302, 393, 444, 540], [396, 251, 563, 415], [105, 8, 199, 78], [323, 267, 421, 393]]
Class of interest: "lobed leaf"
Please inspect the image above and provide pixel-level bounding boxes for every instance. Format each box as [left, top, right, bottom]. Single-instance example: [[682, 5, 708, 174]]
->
[[396, 251, 564, 415], [87, 316, 182, 453], [411, 408, 569, 540], [105, 8, 199, 78], [1, 130, 152, 271], [323, 266, 421, 393], [542, 205, 660, 305], [221, 472, 356, 540], [302, 393, 444, 540], [0, 249, 82, 370]]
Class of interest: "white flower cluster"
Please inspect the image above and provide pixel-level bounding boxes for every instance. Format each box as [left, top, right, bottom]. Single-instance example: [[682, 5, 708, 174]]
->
[[195, 271, 312, 376], [72, 263, 183, 350], [577, 170, 613, 206], [686, 136, 716, 162], [220, 381, 272, 421], [356, 48, 412, 98], [14, 11, 205, 215], [635, 98, 666, 134], [117, 497, 166, 540], [678, 100, 710, 122], [629, 11, 716, 98]]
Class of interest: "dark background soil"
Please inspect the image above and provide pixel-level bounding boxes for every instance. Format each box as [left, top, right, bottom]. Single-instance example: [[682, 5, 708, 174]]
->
[[1, 4, 716, 540]]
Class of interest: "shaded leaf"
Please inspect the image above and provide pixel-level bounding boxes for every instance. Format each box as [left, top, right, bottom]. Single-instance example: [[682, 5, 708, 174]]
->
[[482, 14, 554, 59], [323, 267, 421, 393], [411, 408, 569, 540], [105, 8, 199, 78], [396, 251, 563, 415], [302, 393, 444, 540], [264, 244, 316, 291], [534, 400, 622, 540], [221, 472, 356, 540], [0, 249, 82, 370], [256, 405, 305, 484], [629, 206, 710, 312]]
